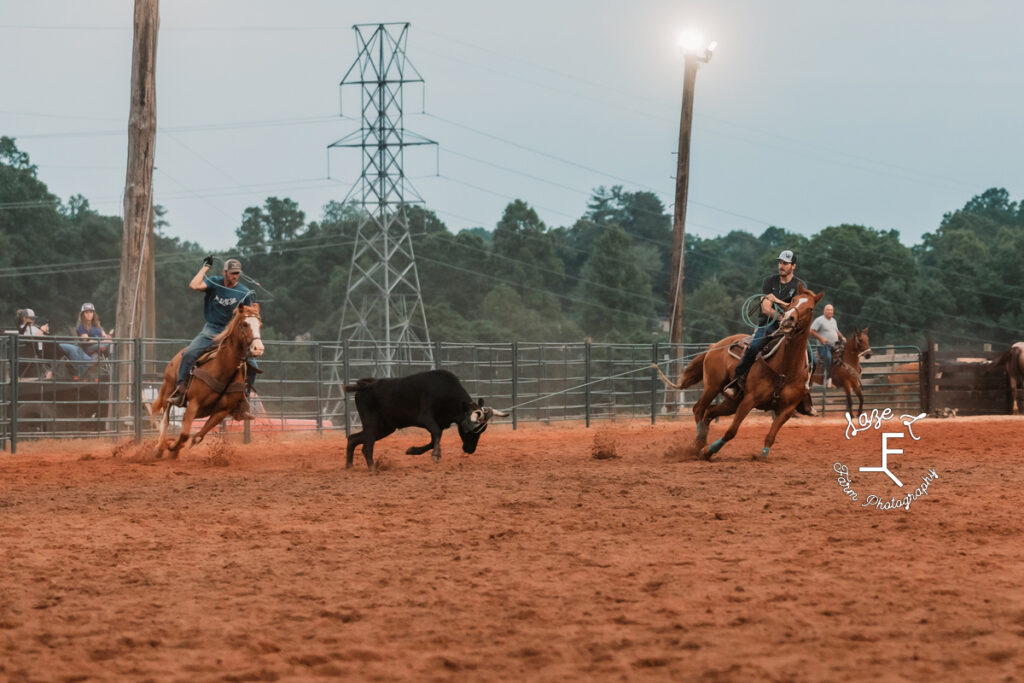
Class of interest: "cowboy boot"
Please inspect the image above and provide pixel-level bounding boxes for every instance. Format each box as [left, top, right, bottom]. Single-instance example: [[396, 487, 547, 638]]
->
[[796, 392, 817, 417], [231, 396, 255, 421], [721, 374, 745, 400], [168, 381, 187, 407]]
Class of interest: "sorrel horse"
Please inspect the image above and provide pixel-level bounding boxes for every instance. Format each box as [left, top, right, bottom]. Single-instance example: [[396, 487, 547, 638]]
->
[[661, 284, 823, 460], [810, 327, 872, 417], [993, 342, 1024, 414], [149, 304, 264, 458]]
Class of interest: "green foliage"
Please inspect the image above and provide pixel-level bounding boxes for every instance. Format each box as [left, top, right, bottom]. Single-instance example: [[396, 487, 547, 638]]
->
[[574, 224, 654, 342], [491, 199, 564, 293], [1, 137, 1021, 351]]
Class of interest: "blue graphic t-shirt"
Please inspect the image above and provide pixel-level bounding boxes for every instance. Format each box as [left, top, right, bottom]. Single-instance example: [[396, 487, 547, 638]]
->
[[203, 276, 254, 328]]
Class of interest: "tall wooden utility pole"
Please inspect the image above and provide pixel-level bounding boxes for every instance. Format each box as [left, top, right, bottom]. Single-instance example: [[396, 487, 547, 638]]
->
[[116, 0, 158, 342], [669, 38, 715, 347]]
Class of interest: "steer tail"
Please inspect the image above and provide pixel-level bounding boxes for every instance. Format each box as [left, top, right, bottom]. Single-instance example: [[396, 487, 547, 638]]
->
[[652, 352, 706, 391], [343, 378, 377, 393]]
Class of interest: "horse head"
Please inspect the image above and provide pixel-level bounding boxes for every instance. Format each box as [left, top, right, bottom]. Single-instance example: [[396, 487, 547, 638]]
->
[[778, 283, 823, 337], [854, 327, 872, 359], [234, 303, 264, 358]]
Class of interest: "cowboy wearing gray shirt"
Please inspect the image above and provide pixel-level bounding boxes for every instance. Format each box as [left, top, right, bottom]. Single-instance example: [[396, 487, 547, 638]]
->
[[810, 304, 846, 374]]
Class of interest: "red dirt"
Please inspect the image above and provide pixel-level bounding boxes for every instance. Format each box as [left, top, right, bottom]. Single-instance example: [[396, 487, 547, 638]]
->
[[2, 415, 1023, 681]]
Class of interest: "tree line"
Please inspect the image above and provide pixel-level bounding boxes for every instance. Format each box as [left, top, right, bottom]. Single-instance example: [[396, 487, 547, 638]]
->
[[2, 136, 1021, 351]]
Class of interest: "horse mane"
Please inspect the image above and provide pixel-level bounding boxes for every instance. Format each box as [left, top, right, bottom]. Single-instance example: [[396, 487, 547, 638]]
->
[[211, 305, 257, 347]]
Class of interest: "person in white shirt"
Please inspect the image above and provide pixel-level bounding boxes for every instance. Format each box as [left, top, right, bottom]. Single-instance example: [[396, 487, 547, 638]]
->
[[810, 304, 846, 376]]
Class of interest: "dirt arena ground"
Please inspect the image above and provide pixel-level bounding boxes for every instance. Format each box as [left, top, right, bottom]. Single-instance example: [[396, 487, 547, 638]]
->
[[2, 414, 1023, 682]]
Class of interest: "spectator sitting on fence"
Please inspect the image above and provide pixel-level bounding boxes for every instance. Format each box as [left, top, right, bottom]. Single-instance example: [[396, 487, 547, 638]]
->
[[77, 302, 112, 359], [20, 308, 95, 379], [17, 309, 54, 379]]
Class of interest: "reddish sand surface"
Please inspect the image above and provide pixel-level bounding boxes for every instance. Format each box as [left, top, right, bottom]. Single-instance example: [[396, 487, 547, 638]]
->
[[2, 415, 1023, 681]]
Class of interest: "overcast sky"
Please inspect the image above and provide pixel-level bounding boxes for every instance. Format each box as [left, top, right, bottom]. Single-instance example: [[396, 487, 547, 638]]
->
[[1, 0, 1020, 251]]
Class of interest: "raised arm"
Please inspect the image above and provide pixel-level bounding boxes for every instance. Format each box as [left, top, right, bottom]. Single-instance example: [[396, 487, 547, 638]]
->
[[189, 255, 215, 291]]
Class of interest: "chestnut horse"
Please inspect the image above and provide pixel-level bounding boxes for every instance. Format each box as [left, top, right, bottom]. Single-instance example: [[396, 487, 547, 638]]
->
[[993, 342, 1024, 414], [149, 304, 264, 458], [810, 327, 872, 417], [654, 284, 823, 459]]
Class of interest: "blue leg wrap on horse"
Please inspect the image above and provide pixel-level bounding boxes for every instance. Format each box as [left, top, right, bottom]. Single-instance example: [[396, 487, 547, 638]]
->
[[707, 438, 726, 455], [759, 446, 771, 458]]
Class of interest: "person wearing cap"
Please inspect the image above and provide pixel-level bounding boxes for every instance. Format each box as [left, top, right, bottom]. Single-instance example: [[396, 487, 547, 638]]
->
[[19, 308, 94, 379], [77, 302, 112, 358], [168, 255, 257, 408], [723, 250, 813, 411]]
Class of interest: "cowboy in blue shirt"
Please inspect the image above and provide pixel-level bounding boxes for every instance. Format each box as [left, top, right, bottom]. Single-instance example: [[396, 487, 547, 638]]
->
[[168, 256, 258, 408]]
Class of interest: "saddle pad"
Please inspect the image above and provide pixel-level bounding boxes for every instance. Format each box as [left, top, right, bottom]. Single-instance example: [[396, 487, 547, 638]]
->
[[193, 367, 247, 395]]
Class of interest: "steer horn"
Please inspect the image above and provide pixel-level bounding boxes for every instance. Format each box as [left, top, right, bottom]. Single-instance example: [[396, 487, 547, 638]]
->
[[487, 407, 509, 418]]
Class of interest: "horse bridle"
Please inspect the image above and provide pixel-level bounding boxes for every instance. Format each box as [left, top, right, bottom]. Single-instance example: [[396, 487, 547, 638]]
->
[[856, 332, 872, 358], [778, 297, 814, 338]]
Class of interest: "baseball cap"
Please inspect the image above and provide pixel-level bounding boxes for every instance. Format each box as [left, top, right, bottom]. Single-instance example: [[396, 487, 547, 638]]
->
[[81, 302, 96, 312], [23, 308, 36, 319], [223, 258, 242, 273], [777, 250, 796, 264]]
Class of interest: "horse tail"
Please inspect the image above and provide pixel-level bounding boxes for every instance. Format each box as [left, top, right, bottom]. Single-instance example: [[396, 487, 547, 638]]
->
[[343, 378, 377, 393], [651, 353, 707, 390], [678, 353, 707, 389], [990, 348, 1016, 373], [651, 363, 682, 390]]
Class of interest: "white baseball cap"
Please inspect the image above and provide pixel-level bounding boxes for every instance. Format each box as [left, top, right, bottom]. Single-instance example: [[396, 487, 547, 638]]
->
[[23, 308, 36, 318], [777, 250, 796, 264]]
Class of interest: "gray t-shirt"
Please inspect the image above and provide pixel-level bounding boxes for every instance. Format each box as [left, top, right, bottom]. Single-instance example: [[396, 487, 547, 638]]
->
[[811, 315, 840, 345]]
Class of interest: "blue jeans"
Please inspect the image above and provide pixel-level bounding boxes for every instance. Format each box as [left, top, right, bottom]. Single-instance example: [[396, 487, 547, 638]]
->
[[177, 323, 260, 387], [59, 343, 94, 378], [734, 324, 776, 381], [817, 343, 833, 376], [178, 324, 223, 385]]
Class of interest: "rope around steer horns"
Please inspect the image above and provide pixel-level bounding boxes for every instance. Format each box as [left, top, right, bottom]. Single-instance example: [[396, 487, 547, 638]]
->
[[503, 350, 705, 414], [458, 406, 508, 433]]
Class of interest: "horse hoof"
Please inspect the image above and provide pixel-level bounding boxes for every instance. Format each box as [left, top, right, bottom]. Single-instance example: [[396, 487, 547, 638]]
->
[[431, 454, 441, 463]]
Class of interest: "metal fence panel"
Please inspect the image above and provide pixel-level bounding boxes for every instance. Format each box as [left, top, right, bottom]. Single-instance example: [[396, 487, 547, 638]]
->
[[0, 337, 927, 448]]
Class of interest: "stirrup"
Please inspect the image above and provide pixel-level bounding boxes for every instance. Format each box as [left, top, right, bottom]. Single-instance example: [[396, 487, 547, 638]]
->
[[169, 381, 190, 407], [722, 377, 743, 400], [796, 393, 817, 416]]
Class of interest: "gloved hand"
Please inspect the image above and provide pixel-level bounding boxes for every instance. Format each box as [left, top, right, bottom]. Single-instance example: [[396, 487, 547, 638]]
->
[[202, 255, 214, 268]]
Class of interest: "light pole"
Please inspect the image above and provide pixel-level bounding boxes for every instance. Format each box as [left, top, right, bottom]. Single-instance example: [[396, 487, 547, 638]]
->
[[669, 32, 716, 348]]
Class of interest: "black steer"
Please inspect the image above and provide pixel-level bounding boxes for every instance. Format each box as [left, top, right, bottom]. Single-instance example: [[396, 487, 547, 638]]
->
[[343, 370, 508, 470]]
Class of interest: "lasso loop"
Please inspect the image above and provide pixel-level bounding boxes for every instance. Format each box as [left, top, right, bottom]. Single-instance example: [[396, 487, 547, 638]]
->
[[740, 294, 785, 330]]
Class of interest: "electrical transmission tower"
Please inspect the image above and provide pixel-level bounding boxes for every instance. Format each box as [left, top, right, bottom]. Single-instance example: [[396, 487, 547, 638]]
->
[[326, 23, 436, 415]]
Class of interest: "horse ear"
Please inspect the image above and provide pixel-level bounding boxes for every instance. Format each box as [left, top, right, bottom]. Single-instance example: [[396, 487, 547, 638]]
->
[[814, 290, 824, 303], [862, 327, 869, 334]]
